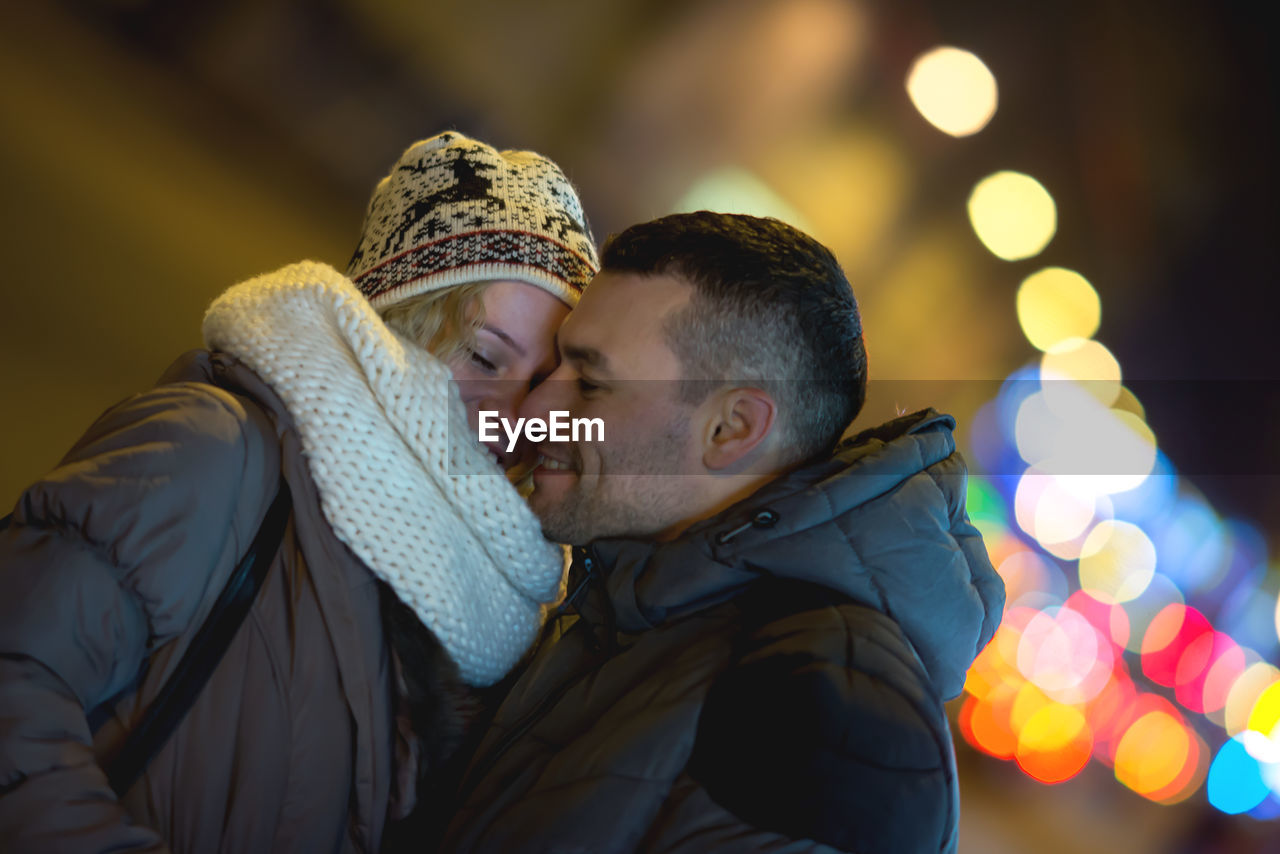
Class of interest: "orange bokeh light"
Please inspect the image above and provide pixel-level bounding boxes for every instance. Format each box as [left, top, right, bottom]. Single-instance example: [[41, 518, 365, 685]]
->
[[963, 685, 1019, 759], [1114, 707, 1193, 797], [1148, 726, 1210, 806], [1016, 702, 1094, 784], [1085, 668, 1139, 764]]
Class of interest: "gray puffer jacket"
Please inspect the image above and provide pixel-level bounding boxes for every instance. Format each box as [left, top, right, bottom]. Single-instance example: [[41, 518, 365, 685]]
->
[[0, 351, 462, 854], [441, 409, 1004, 854]]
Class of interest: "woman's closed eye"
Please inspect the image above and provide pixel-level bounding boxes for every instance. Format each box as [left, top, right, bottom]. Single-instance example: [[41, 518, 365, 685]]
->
[[469, 348, 499, 374]]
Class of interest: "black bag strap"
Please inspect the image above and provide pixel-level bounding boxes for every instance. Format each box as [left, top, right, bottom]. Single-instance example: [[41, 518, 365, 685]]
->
[[102, 479, 292, 796]]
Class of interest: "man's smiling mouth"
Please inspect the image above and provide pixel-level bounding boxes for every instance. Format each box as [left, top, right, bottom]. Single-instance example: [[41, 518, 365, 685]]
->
[[537, 454, 576, 472]]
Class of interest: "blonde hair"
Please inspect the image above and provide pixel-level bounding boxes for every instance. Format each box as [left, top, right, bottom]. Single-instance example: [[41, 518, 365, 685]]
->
[[379, 282, 493, 363]]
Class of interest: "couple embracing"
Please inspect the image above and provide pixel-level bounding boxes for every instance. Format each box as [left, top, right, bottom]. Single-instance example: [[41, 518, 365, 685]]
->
[[0, 131, 1003, 854]]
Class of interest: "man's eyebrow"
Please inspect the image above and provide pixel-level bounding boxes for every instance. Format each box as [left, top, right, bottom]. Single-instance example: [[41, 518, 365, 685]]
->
[[480, 323, 525, 357], [562, 343, 608, 370]]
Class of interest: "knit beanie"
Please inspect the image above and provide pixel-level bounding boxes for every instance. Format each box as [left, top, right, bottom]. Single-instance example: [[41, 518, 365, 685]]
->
[[346, 131, 599, 310]]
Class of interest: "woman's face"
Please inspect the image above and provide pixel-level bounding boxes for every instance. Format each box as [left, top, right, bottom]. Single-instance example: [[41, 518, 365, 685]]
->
[[449, 280, 570, 470]]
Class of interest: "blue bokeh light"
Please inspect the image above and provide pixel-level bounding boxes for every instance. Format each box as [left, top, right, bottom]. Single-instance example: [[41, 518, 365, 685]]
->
[[1207, 737, 1271, 815]]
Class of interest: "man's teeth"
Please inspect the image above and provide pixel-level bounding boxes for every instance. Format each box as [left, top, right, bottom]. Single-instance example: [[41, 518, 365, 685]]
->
[[539, 455, 572, 471]]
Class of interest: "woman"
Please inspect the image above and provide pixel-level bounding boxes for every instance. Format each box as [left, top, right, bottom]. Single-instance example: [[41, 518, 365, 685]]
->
[[0, 131, 598, 853]]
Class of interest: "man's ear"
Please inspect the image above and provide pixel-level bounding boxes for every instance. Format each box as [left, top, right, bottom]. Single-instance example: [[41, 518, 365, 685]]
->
[[701, 387, 776, 471]]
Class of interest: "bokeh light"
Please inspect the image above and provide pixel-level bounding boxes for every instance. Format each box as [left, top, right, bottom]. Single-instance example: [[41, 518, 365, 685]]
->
[[1121, 573, 1186, 654], [1149, 493, 1231, 594], [1225, 662, 1280, 736], [1173, 631, 1240, 714], [1114, 708, 1192, 798], [1200, 639, 1247, 717], [1017, 606, 1110, 701], [1112, 385, 1146, 421], [1140, 604, 1212, 688], [966, 475, 1009, 541], [1150, 727, 1209, 806], [1017, 267, 1102, 352], [926, 15, 1275, 818], [1038, 492, 1113, 561], [1014, 385, 1157, 495], [1067, 589, 1131, 650], [1078, 520, 1157, 603], [905, 46, 999, 137], [997, 548, 1069, 606], [962, 684, 1020, 760], [1248, 680, 1280, 742], [1014, 393, 1056, 468], [967, 171, 1057, 260], [671, 165, 814, 231], [1040, 337, 1121, 411], [1109, 451, 1178, 525], [1014, 470, 1096, 545], [1016, 702, 1093, 784], [1208, 736, 1273, 814]]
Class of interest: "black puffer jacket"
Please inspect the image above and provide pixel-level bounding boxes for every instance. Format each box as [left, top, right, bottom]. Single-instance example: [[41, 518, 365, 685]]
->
[[440, 410, 1005, 853]]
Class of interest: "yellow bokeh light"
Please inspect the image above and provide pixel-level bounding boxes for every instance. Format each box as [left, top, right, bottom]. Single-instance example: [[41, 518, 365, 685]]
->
[[1017, 267, 1102, 352], [1248, 680, 1280, 740], [1041, 338, 1122, 411], [905, 46, 998, 137], [672, 166, 814, 232], [967, 171, 1057, 261], [1115, 711, 1191, 796], [1150, 728, 1209, 806], [1016, 703, 1093, 784], [1079, 520, 1158, 603], [1010, 680, 1053, 733], [1113, 385, 1147, 422], [764, 126, 909, 270]]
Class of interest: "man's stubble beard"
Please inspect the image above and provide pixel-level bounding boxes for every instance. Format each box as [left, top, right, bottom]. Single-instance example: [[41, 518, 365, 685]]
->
[[534, 409, 693, 546]]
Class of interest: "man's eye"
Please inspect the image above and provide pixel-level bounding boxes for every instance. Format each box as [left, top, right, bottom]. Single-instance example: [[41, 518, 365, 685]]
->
[[577, 377, 600, 394]]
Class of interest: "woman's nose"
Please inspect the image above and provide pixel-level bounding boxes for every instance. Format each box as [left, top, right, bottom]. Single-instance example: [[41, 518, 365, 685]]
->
[[517, 370, 569, 425], [483, 380, 530, 426]]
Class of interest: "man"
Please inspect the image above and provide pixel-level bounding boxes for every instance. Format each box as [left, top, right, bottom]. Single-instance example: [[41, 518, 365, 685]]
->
[[441, 212, 1005, 853]]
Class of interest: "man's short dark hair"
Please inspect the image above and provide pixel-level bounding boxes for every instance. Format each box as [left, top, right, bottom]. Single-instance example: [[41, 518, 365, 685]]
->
[[600, 211, 867, 464]]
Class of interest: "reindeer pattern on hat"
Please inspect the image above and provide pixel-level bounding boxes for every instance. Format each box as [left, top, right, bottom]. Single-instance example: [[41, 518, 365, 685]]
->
[[346, 132, 597, 308]]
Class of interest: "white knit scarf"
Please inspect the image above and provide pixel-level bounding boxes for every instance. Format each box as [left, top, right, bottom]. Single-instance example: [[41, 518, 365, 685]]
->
[[203, 261, 566, 686]]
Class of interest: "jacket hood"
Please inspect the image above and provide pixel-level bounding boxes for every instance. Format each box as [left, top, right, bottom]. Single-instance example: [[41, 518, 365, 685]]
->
[[587, 409, 1005, 700]]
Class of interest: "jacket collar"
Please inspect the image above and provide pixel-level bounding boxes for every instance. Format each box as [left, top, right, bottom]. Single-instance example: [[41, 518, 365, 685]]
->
[[570, 409, 1005, 699]]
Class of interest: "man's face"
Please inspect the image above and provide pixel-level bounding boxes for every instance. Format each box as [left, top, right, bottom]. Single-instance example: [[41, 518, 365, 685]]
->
[[519, 271, 705, 544]]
